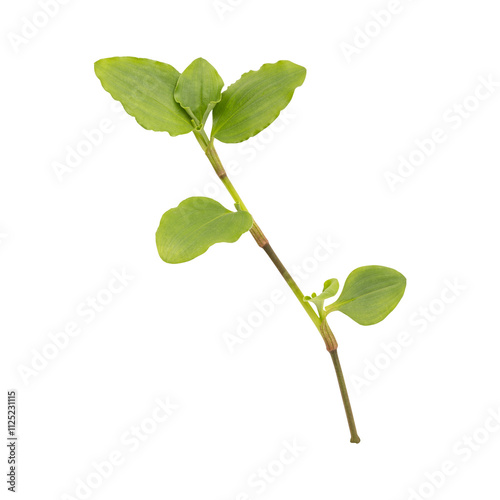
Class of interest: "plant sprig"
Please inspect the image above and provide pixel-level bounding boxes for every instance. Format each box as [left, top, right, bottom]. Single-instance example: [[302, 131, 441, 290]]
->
[[94, 56, 407, 443]]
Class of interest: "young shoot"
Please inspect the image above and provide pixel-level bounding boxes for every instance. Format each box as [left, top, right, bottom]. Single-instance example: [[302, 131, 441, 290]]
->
[[94, 56, 407, 443]]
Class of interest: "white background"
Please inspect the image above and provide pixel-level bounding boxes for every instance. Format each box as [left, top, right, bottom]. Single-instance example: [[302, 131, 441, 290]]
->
[[2, 0, 500, 499]]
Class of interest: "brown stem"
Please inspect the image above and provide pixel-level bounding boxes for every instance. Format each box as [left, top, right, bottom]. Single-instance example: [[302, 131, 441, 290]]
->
[[331, 350, 360, 443]]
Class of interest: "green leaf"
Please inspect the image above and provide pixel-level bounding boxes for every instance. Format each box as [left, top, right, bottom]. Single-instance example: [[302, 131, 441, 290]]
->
[[156, 197, 253, 264], [325, 266, 406, 326], [211, 60, 306, 143], [304, 278, 340, 311], [94, 57, 194, 136], [174, 58, 224, 126]]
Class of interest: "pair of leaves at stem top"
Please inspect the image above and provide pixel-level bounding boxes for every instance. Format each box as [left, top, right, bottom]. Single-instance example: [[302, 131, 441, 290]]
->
[[94, 56, 306, 143], [305, 266, 406, 326], [94, 56, 306, 263]]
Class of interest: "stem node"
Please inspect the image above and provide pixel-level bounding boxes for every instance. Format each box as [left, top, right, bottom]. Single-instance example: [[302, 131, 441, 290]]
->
[[320, 320, 338, 351]]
